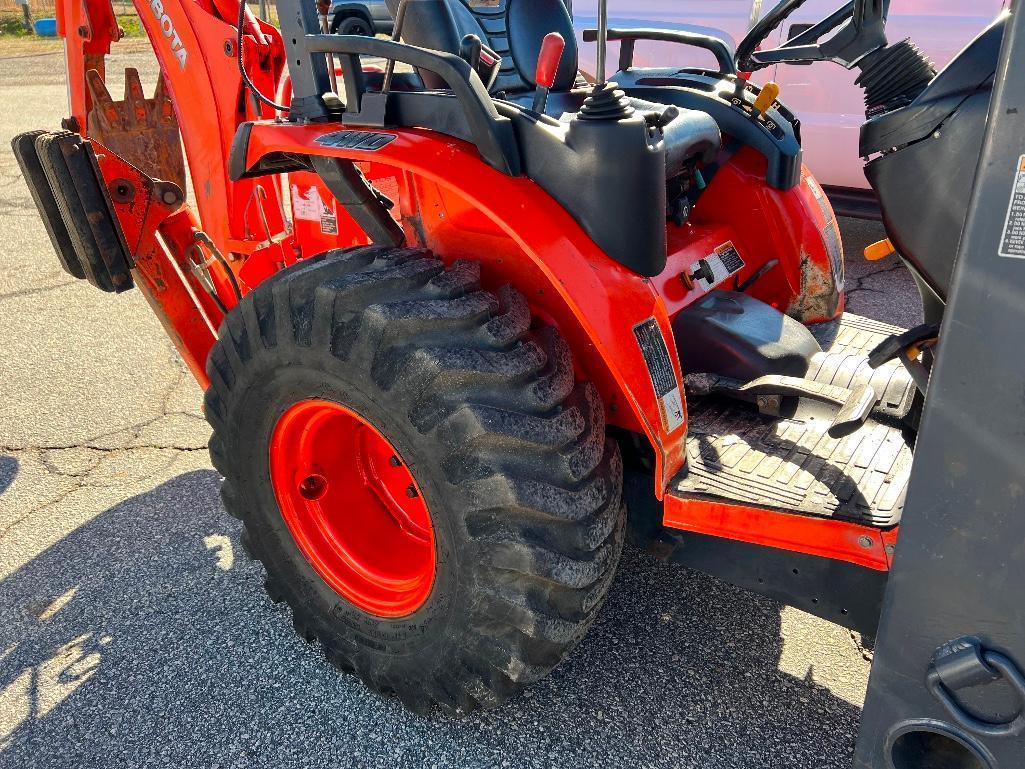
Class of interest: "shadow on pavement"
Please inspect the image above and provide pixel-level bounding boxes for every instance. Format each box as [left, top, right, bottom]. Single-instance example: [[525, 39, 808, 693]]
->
[[0, 470, 862, 768], [0, 457, 16, 497]]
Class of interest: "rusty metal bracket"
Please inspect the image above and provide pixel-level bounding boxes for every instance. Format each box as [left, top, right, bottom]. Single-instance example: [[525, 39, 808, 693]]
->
[[86, 68, 186, 194]]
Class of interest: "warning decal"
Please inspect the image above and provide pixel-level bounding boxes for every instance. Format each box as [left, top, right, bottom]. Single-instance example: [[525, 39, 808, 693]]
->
[[633, 318, 685, 433], [999, 155, 1025, 259], [292, 184, 330, 223], [291, 184, 339, 236], [693, 242, 745, 292]]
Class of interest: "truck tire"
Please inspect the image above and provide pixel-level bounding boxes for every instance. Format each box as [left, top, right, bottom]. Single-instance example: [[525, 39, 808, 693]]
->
[[204, 246, 625, 713], [332, 12, 373, 36]]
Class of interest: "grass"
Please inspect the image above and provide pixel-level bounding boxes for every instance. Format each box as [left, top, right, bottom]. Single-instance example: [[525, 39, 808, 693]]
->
[[0, 10, 155, 59], [1, 13, 30, 36], [0, 12, 144, 36], [117, 13, 143, 37], [0, 5, 279, 59]]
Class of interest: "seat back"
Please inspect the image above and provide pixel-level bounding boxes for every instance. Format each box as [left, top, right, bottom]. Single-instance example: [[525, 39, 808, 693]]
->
[[385, 0, 578, 94]]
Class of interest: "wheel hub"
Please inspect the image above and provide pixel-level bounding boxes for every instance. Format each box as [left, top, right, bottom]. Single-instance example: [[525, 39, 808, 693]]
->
[[270, 399, 436, 617]]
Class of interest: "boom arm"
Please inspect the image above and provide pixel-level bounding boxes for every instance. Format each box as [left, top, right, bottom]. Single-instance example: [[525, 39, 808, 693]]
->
[[58, 0, 293, 283]]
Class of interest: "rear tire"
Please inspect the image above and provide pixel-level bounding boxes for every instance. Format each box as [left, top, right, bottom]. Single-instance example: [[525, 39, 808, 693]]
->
[[204, 246, 625, 713]]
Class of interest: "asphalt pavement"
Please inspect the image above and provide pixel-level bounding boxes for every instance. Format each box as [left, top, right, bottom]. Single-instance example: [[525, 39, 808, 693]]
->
[[0, 45, 921, 769]]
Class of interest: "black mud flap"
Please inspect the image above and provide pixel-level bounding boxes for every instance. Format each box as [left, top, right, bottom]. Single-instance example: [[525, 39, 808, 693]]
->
[[12, 129, 134, 293]]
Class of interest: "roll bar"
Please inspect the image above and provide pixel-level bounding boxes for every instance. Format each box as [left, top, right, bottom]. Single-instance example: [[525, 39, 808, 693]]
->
[[276, 0, 520, 175], [582, 27, 737, 76]]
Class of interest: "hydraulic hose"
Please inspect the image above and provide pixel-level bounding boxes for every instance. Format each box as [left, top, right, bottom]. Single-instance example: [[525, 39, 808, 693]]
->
[[236, 0, 290, 113]]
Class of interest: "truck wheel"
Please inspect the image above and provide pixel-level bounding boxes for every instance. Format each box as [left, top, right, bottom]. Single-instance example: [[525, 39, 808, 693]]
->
[[332, 13, 373, 36], [204, 246, 624, 713]]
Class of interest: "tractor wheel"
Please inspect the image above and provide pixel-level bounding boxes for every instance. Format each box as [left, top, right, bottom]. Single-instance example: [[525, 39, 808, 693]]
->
[[204, 246, 625, 713]]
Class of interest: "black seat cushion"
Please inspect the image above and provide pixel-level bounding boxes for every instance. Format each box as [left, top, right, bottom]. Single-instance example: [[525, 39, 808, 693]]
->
[[385, 0, 578, 95], [672, 290, 821, 381]]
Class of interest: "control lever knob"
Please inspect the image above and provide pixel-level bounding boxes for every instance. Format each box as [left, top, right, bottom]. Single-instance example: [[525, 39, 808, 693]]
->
[[691, 259, 715, 284], [459, 34, 483, 69], [459, 34, 502, 90], [753, 82, 780, 116], [643, 105, 681, 129], [532, 32, 567, 114]]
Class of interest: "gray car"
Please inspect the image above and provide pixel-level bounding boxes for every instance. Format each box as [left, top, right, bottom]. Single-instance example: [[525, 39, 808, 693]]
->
[[328, 0, 393, 35]]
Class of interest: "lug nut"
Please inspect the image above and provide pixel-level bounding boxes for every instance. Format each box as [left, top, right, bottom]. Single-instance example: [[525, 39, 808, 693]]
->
[[406, 484, 418, 498], [389, 455, 401, 467], [298, 474, 328, 501]]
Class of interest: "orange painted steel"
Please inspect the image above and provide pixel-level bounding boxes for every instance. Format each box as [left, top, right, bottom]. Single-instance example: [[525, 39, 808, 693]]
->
[[664, 497, 900, 571], [94, 142, 218, 387], [270, 399, 436, 617], [241, 121, 690, 488], [51, 0, 887, 570]]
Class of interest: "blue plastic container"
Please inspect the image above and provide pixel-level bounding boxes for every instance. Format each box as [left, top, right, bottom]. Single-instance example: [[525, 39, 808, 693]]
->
[[34, 18, 58, 37]]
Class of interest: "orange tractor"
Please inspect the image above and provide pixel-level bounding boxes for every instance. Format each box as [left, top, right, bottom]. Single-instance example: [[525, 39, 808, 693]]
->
[[14, 0, 1008, 729]]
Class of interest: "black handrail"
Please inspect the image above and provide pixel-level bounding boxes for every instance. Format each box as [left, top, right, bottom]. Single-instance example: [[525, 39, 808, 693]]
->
[[582, 28, 737, 76], [303, 35, 521, 175]]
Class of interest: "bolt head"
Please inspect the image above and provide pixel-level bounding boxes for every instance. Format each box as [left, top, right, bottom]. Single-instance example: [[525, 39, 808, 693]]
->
[[858, 535, 874, 548]]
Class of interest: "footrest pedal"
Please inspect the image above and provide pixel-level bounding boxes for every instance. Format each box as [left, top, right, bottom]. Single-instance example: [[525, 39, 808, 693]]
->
[[714, 374, 878, 439]]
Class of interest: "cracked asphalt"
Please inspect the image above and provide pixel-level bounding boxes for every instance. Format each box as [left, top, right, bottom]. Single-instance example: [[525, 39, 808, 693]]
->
[[1, 46, 921, 769]]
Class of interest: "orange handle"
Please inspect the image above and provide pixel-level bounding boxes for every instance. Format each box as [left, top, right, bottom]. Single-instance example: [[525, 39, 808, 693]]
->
[[864, 238, 896, 261]]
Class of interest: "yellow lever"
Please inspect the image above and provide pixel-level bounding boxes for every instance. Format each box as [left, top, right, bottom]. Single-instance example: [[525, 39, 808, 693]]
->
[[753, 82, 780, 116]]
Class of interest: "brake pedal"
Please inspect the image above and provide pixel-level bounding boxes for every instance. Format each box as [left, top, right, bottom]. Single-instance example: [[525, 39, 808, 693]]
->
[[713, 374, 878, 438]]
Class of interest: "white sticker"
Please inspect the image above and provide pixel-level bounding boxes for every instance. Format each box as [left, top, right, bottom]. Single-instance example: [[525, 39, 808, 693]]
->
[[291, 184, 330, 223], [806, 172, 826, 202], [692, 241, 745, 292], [660, 387, 685, 433], [999, 155, 1025, 259], [633, 318, 686, 434]]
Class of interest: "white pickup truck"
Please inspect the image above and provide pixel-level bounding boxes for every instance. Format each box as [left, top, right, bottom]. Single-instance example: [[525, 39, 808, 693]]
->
[[573, 0, 1007, 215]]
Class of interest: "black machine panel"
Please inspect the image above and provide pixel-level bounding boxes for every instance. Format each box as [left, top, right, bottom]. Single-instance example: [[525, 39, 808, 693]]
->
[[861, 15, 1006, 302]]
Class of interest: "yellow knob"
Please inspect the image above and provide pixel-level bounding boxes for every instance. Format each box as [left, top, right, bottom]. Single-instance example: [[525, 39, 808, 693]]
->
[[753, 82, 780, 115]]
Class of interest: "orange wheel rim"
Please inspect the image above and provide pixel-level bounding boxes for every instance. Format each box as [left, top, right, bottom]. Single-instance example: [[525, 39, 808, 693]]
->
[[269, 399, 436, 617]]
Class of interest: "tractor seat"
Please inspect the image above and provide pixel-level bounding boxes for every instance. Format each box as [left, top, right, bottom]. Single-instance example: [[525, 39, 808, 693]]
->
[[385, 0, 580, 99]]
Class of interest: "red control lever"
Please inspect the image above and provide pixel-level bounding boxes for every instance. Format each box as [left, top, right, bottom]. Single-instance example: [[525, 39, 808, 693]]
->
[[532, 32, 567, 113]]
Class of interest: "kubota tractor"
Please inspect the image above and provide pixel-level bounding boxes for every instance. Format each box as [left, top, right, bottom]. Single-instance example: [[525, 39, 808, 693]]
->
[[12, 0, 1014, 725]]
